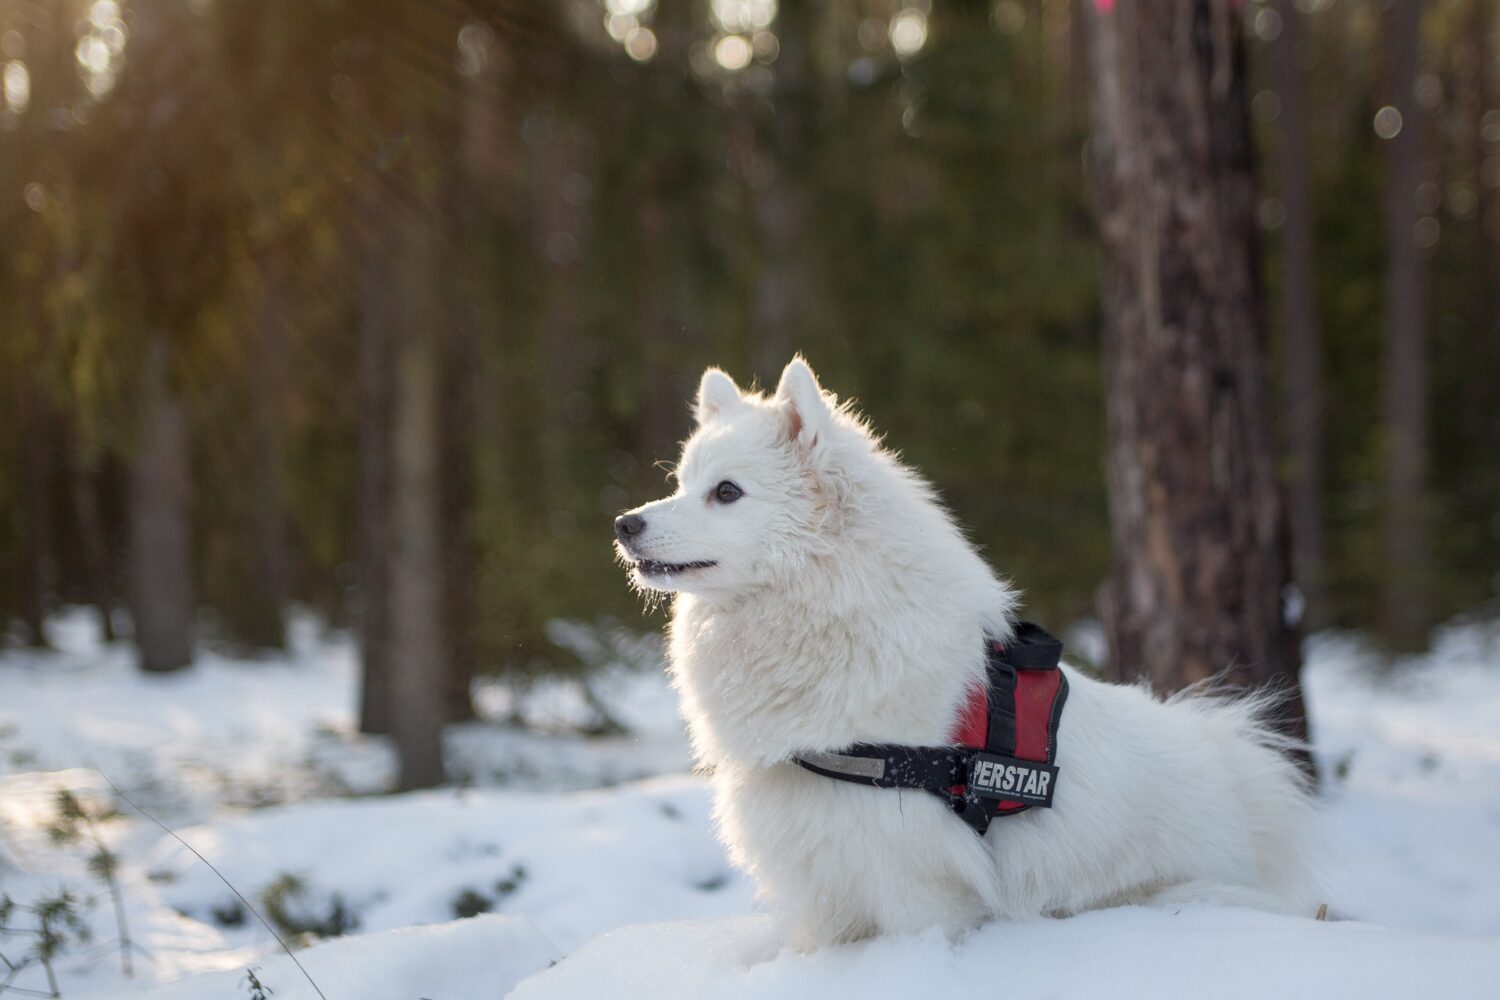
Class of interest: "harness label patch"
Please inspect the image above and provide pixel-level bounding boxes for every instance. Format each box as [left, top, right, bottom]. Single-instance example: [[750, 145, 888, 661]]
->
[[967, 752, 1058, 807]]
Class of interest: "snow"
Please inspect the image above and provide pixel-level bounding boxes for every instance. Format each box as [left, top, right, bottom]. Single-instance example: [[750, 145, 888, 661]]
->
[[107, 914, 558, 1000], [141, 776, 750, 957], [1304, 622, 1500, 935], [0, 609, 691, 818], [3, 609, 1500, 999], [514, 909, 1500, 1000]]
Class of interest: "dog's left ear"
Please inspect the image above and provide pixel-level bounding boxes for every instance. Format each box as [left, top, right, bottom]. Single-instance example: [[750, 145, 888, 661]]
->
[[775, 356, 832, 448], [696, 368, 743, 425]]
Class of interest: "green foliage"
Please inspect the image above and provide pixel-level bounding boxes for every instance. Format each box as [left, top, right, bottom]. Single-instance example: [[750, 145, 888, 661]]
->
[[449, 888, 493, 920], [35, 787, 139, 979], [212, 901, 249, 929], [0, 0, 1495, 669], [448, 862, 528, 919], [243, 967, 275, 1000], [495, 863, 527, 899], [258, 873, 360, 943], [0, 888, 89, 997]]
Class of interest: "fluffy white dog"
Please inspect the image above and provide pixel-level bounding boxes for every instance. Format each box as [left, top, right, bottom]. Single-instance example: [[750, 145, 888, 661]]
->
[[614, 357, 1315, 949]]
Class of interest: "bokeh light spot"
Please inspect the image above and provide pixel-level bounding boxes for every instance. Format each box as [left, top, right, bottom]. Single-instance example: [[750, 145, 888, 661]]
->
[[714, 35, 753, 72], [3, 61, 29, 113], [712, 0, 777, 34], [1373, 106, 1403, 140], [1480, 110, 1500, 144], [604, 0, 654, 17], [1253, 8, 1282, 40], [89, 0, 122, 29], [624, 27, 657, 62], [890, 9, 928, 57], [606, 13, 637, 42], [992, 1, 1026, 34]]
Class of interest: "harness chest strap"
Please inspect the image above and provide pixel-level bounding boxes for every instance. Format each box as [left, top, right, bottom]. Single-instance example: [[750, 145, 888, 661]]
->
[[792, 622, 1069, 836]]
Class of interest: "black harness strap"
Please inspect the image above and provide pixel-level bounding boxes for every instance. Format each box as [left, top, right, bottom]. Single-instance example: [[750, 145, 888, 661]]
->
[[999, 621, 1065, 669], [793, 622, 1067, 837], [794, 746, 968, 790]]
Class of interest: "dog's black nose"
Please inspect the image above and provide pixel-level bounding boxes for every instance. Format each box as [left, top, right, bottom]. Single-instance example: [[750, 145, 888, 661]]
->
[[614, 513, 646, 543]]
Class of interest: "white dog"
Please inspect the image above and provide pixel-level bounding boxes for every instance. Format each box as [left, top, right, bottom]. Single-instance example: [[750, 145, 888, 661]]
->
[[615, 357, 1315, 949]]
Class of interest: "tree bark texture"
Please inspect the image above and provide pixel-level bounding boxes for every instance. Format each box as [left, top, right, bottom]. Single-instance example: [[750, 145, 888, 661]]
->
[[128, 341, 194, 672], [1270, 0, 1327, 629], [1084, 1, 1310, 745], [1381, 0, 1431, 650]]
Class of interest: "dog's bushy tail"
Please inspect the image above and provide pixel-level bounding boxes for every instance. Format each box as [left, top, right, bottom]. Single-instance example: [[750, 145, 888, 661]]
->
[[1167, 682, 1323, 913]]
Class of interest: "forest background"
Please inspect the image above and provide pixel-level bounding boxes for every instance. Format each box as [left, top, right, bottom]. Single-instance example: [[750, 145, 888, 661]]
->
[[2, 0, 1497, 765]]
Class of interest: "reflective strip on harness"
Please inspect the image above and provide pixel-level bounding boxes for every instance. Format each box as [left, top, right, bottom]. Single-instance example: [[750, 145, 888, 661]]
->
[[796, 751, 887, 781]]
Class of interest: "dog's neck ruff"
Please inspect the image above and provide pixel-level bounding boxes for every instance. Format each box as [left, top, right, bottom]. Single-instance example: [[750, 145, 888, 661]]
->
[[793, 621, 1069, 836]]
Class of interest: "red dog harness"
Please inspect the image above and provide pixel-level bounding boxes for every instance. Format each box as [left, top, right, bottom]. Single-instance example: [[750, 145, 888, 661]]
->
[[794, 622, 1069, 835]]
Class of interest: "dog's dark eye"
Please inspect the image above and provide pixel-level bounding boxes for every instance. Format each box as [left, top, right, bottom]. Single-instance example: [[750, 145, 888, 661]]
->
[[713, 480, 743, 504]]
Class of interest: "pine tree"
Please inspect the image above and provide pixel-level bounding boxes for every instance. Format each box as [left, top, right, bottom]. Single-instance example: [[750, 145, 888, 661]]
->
[[1085, 0, 1311, 751]]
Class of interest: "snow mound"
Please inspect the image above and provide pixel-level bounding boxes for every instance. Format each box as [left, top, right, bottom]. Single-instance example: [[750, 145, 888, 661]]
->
[[513, 908, 1500, 1000], [84, 912, 557, 1000], [147, 775, 751, 956]]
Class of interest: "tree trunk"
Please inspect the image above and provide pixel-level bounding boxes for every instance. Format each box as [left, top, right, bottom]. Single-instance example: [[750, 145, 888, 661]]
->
[[440, 331, 479, 725], [388, 183, 448, 788], [750, 0, 814, 378], [442, 23, 521, 723], [635, 4, 695, 462], [1270, 0, 1327, 630], [1084, 1, 1311, 752], [369, 10, 454, 784], [241, 261, 291, 651], [67, 441, 117, 642], [535, 114, 586, 501], [441, 188, 481, 725], [17, 380, 53, 647], [357, 167, 396, 736], [1460, 0, 1500, 479], [1381, 0, 1430, 650], [636, 190, 676, 463], [128, 341, 194, 672]]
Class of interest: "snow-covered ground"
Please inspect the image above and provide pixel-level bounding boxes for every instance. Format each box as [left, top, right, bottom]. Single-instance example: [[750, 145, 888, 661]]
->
[[2, 609, 1499, 998]]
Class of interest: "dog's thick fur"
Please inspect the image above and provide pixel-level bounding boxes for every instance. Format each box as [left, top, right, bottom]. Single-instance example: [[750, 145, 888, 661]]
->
[[616, 358, 1315, 949]]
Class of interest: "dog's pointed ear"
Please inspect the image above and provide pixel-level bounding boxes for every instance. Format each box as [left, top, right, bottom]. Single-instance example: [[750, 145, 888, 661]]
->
[[696, 367, 743, 424], [775, 356, 832, 448]]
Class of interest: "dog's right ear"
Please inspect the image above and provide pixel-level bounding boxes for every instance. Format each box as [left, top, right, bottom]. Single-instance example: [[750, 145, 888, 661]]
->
[[775, 356, 833, 449], [696, 368, 743, 424]]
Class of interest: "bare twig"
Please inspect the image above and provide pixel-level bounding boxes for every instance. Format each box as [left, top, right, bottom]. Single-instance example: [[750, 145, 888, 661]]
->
[[91, 769, 329, 1000]]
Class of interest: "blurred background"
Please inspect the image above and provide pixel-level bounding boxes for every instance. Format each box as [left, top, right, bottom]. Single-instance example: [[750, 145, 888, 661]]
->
[[1, 0, 1498, 757], [3, 3, 1500, 995]]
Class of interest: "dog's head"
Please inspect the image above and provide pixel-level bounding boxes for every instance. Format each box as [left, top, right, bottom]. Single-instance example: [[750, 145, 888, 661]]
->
[[614, 356, 856, 599]]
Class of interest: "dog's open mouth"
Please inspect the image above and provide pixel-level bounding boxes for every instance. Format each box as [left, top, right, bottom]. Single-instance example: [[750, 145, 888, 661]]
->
[[634, 558, 717, 576]]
